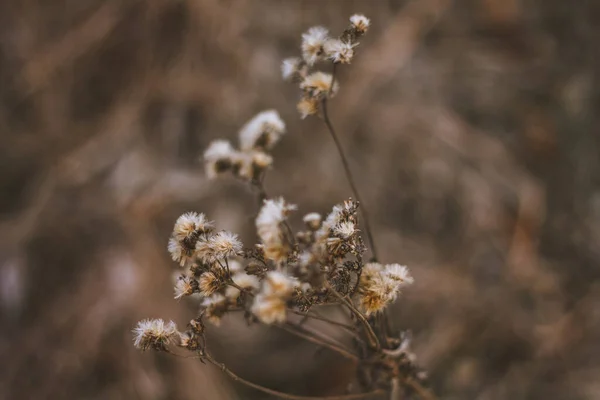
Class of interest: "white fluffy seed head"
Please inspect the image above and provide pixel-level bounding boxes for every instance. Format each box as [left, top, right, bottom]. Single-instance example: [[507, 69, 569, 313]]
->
[[173, 212, 212, 241], [174, 275, 195, 299], [384, 264, 414, 286], [301, 26, 329, 66], [324, 39, 356, 64], [349, 14, 370, 34], [263, 271, 296, 297], [133, 319, 179, 350], [333, 221, 357, 239], [203, 140, 236, 179], [251, 294, 287, 324], [281, 57, 303, 81], [239, 110, 286, 151], [198, 272, 221, 296], [168, 237, 192, 267], [300, 72, 339, 98], [303, 212, 322, 230], [256, 197, 296, 242], [197, 231, 243, 263], [297, 97, 319, 119]]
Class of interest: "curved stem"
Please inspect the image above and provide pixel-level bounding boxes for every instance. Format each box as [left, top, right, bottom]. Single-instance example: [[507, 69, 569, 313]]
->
[[288, 309, 357, 334], [321, 65, 378, 262], [278, 323, 359, 362], [326, 284, 380, 351], [204, 352, 384, 400]]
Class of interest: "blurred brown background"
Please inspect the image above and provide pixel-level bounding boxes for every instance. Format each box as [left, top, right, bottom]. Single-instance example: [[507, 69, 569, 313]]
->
[[1, 0, 599, 399]]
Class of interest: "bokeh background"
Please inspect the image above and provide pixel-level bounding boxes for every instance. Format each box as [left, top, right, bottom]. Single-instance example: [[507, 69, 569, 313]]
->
[[1, 0, 599, 399]]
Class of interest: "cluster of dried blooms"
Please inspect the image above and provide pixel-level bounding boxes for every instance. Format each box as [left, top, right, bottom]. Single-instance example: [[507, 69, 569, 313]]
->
[[203, 110, 285, 182], [282, 14, 369, 118], [134, 14, 434, 400]]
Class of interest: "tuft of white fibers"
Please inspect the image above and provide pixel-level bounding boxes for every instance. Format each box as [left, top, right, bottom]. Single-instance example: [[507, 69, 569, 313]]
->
[[251, 294, 287, 324], [203, 140, 236, 179], [324, 39, 357, 64], [256, 197, 296, 242], [349, 14, 370, 34], [296, 97, 319, 119], [256, 198, 297, 263], [361, 262, 384, 282], [239, 110, 286, 152], [263, 270, 296, 297], [333, 221, 357, 239], [168, 237, 192, 267], [384, 264, 414, 286], [197, 231, 243, 263], [133, 319, 179, 350], [303, 212, 322, 230], [281, 57, 303, 81], [359, 274, 398, 315], [301, 26, 329, 66], [300, 72, 339, 98], [198, 271, 221, 296], [209, 231, 243, 259], [173, 212, 212, 241], [226, 272, 260, 299], [174, 275, 196, 299]]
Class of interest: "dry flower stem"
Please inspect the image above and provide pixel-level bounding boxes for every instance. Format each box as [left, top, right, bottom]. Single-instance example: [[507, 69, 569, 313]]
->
[[288, 309, 357, 333], [321, 76, 378, 262], [204, 352, 384, 400], [327, 283, 380, 351], [278, 323, 359, 361]]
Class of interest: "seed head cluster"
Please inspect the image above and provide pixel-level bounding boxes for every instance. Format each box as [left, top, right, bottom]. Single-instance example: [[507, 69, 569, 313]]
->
[[133, 13, 428, 400], [203, 110, 285, 182], [282, 14, 370, 119]]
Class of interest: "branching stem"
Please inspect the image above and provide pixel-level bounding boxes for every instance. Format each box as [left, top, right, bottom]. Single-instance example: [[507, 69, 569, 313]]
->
[[204, 352, 384, 400]]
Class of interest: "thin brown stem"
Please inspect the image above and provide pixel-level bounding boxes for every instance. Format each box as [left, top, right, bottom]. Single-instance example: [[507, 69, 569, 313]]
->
[[204, 352, 383, 400], [326, 284, 380, 351], [288, 309, 357, 334], [405, 377, 437, 400], [278, 323, 359, 362], [321, 65, 378, 262]]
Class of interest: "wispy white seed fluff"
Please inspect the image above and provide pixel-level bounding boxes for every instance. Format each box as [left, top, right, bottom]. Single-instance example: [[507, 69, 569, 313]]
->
[[196, 232, 243, 263], [239, 110, 286, 151], [133, 319, 179, 350], [303, 212, 322, 230], [281, 57, 303, 81], [349, 14, 370, 34], [209, 231, 243, 259], [203, 140, 236, 179], [251, 294, 287, 324], [256, 198, 296, 242], [263, 270, 296, 297], [384, 264, 414, 286], [333, 221, 357, 239], [297, 97, 319, 119], [168, 237, 191, 267], [324, 39, 356, 64], [199, 271, 221, 296], [301, 26, 329, 66], [173, 212, 212, 241], [174, 275, 195, 299], [301, 72, 339, 98]]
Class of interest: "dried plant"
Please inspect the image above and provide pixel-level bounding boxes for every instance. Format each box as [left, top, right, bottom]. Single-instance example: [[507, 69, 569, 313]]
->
[[134, 14, 434, 400]]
